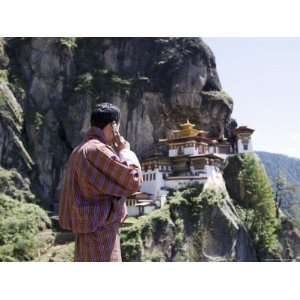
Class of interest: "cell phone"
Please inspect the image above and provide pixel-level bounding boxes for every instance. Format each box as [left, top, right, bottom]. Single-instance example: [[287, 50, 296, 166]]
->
[[112, 121, 119, 137], [112, 121, 121, 149]]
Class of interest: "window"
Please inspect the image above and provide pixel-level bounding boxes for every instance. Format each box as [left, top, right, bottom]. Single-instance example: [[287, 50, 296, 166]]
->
[[150, 174, 152, 181], [143, 175, 145, 181], [243, 144, 248, 150], [146, 174, 148, 181], [153, 173, 156, 180]]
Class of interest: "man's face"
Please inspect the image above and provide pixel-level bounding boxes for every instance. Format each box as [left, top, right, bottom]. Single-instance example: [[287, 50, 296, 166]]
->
[[106, 121, 120, 144]]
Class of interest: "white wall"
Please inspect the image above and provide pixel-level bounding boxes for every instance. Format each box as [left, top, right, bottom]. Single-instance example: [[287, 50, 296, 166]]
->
[[205, 165, 218, 177], [127, 206, 140, 217], [157, 190, 168, 207], [169, 149, 178, 157], [237, 138, 253, 153], [127, 205, 155, 217], [141, 168, 164, 198], [184, 146, 197, 155], [248, 140, 254, 152], [209, 146, 215, 154]]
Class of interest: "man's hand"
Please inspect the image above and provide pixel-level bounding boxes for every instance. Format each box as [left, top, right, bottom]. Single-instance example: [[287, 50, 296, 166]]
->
[[113, 132, 130, 152]]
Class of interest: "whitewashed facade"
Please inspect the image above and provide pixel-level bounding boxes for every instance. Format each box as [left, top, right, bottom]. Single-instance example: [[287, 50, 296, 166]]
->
[[139, 121, 255, 212]]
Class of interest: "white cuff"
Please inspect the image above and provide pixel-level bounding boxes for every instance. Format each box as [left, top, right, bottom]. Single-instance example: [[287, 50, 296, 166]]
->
[[119, 149, 141, 169]]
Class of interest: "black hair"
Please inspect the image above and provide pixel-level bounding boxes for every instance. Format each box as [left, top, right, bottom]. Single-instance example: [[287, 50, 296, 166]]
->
[[90, 103, 121, 129]]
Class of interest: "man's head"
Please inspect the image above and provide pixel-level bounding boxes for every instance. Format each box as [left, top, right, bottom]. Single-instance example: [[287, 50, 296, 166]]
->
[[90, 102, 121, 144]]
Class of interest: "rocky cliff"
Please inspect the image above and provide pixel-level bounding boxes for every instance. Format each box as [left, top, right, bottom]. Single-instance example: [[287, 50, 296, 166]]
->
[[0, 37, 233, 209], [3, 37, 298, 262], [121, 183, 257, 262]]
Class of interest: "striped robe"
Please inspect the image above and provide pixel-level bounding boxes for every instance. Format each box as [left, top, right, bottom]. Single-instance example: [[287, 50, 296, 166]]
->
[[59, 126, 143, 262]]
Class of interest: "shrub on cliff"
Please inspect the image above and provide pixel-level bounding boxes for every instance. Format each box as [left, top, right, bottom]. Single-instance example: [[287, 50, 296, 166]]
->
[[120, 205, 174, 262], [0, 193, 53, 261]]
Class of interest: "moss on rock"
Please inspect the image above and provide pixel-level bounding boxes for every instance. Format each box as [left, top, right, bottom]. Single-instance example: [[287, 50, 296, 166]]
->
[[201, 90, 233, 110], [121, 205, 175, 262], [0, 69, 8, 83], [120, 184, 233, 262], [59, 38, 77, 50], [0, 167, 35, 202], [0, 84, 24, 132]]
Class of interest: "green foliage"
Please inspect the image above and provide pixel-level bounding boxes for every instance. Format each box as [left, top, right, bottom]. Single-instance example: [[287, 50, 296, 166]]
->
[[0, 38, 9, 68], [74, 72, 94, 93], [120, 224, 143, 262], [169, 185, 210, 234], [0, 38, 4, 54], [111, 74, 131, 86], [0, 91, 5, 107], [27, 110, 44, 132], [33, 240, 74, 262], [60, 38, 77, 50], [74, 69, 133, 97], [143, 250, 166, 262], [94, 69, 132, 92], [9, 77, 26, 102], [189, 230, 204, 261], [235, 205, 255, 229], [238, 154, 281, 257], [257, 151, 300, 220], [0, 69, 8, 83], [121, 205, 173, 261], [0, 167, 35, 202], [33, 112, 44, 131], [169, 186, 227, 260], [0, 89, 24, 132], [0, 193, 52, 261], [142, 206, 171, 242], [274, 169, 299, 218]]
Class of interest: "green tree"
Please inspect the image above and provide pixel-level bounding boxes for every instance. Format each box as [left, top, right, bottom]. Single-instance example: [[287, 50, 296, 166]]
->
[[274, 169, 298, 218], [238, 154, 281, 258]]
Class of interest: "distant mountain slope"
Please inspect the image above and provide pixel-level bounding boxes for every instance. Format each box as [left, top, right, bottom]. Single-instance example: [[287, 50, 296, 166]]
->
[[257, 151, 300, 220]]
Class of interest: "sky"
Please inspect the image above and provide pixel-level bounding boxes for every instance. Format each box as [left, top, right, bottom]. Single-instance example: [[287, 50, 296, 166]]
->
[[203, 38, 300, 159]]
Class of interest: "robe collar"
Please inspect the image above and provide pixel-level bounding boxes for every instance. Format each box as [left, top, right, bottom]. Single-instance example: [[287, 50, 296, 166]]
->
[[84, 126, 107, 144]]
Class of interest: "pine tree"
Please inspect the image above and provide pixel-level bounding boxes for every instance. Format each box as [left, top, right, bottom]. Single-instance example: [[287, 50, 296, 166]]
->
[[238, 154, 281, 258], [274, 169, 298, 218]]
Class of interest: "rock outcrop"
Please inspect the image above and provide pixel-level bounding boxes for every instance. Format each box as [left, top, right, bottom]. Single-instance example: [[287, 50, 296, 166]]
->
[[121, 185, 257, 262], [279, 216, 300, 261], [3, 37, 296, 262], [1, 37, 233, 208]]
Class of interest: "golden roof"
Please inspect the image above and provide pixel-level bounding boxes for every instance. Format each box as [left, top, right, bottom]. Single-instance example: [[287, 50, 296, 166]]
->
[[173, 119, 206, 138]]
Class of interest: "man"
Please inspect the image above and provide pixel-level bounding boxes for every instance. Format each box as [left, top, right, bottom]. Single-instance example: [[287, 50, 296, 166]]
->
[[59, 103, 143, 262]]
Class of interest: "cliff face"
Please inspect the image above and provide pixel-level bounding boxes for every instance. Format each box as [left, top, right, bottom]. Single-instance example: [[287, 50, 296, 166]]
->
[[121, 185, 257, 262], [2, 37, 297, 262], [0, 37, 233, 208]]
